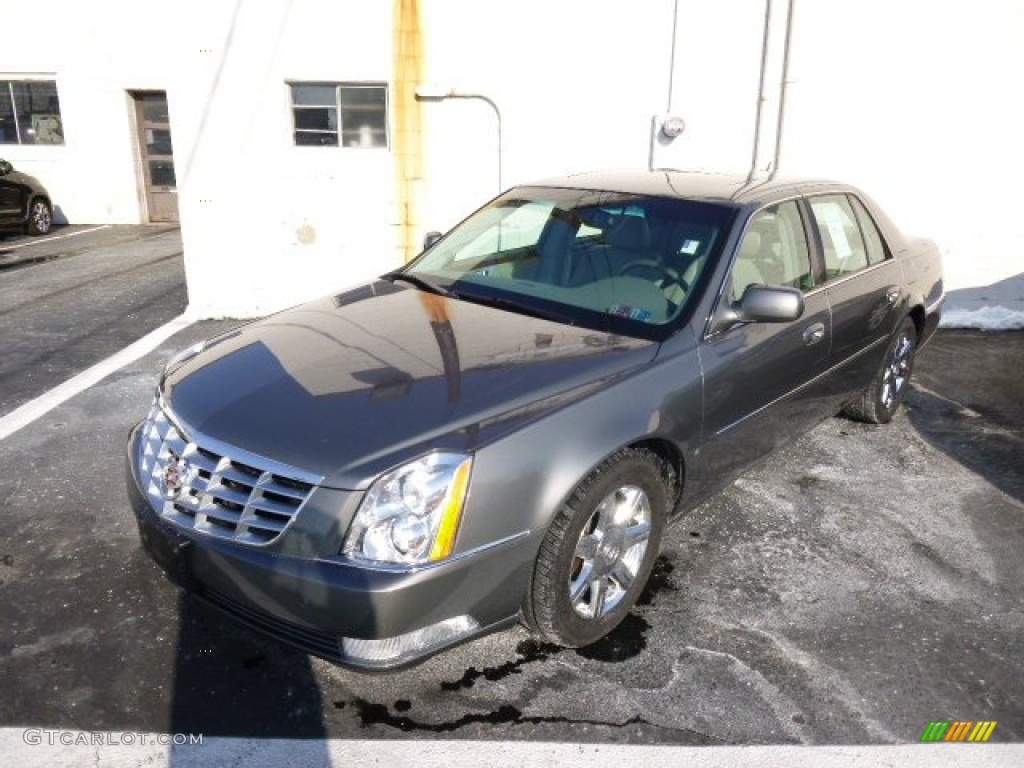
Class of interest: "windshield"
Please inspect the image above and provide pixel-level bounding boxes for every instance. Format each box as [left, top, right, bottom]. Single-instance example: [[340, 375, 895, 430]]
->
[[403, 186, 737, 340]]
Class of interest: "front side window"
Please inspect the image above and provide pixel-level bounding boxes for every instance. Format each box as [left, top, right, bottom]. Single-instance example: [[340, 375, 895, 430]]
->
[[0, 79, 63, 145], [731, 201, 813, 301], [808, 194, 869, 280], [405, 187, 736, 341], [290, 83, 387, 148]]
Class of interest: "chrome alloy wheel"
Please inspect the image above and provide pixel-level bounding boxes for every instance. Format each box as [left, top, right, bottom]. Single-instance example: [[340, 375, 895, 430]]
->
[[568, 484, 652, 619], [881, 332, 914, 409], [30, 200, 52, 234]]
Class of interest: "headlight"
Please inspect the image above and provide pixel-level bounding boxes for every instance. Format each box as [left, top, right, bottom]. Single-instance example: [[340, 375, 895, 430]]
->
[[342, 453, 473, 565]]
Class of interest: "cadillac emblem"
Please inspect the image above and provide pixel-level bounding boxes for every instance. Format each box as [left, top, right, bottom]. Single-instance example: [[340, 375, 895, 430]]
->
[[162, 456, 193, 500]]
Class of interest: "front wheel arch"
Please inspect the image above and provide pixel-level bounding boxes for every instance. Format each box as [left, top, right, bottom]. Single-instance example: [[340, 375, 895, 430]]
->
[[522, 446, 670, 647]]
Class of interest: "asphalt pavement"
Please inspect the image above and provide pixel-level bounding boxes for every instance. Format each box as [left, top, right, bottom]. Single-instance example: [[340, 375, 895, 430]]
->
[[0, 224, 185, 417], [0, 231, 1021, 755]]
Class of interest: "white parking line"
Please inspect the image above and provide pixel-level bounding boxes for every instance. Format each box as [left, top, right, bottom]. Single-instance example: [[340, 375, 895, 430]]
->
[[0, 314, 193, 441], [0, 732, 1020, 768], [1, 224, 110, 250]]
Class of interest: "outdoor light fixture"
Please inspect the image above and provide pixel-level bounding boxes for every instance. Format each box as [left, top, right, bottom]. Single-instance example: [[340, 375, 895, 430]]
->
[[660, 115, 686, 139], [415, 85, 503, 192]]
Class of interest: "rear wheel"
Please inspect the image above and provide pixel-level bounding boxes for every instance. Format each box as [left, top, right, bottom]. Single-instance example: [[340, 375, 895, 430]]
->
[[26, 198, 52, 236], [843, 316, 917, 424], [524, 448, 668, 647]]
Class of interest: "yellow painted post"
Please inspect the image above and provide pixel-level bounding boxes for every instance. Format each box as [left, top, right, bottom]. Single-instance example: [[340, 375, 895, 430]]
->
[[393, 0, 426, 262]]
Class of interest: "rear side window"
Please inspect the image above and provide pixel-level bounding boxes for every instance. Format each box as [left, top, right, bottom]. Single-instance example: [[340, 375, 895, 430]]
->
[[808, 195, 868, 280], [848, 195, 889, 265]]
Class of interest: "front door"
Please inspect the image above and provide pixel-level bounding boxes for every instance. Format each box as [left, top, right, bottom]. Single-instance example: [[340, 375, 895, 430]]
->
[[694, 200, 833, 491], [0, 170, 21, 226], [132, 92, 178, 223]]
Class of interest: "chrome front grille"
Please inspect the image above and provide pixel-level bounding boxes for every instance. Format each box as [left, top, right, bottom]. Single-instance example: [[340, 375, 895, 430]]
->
[[138, 398, 322, 546]]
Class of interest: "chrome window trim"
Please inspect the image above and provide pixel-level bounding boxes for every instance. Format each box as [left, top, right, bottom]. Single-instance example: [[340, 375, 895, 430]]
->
[[802, 258, 897, 299]]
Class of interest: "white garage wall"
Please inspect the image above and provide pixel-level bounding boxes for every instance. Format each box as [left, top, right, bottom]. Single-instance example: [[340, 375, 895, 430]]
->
[[3, 0, 1021, 317], [779, 0, 1024, 293], [171, 0, 397, 317], [0, 1, 196, 225]]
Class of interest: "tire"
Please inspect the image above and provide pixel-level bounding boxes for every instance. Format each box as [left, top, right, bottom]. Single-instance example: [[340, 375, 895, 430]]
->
[[843, 316, 917, 424], [26, 198, 53, 236], [524, 447, 668, 647]]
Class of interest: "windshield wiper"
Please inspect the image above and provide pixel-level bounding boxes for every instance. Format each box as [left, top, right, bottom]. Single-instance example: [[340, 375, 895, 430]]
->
[[453, 290, 576, 326], [382, 270, 453, 297]]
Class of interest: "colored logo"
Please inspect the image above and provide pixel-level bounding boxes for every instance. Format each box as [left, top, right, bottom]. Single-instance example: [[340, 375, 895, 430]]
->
[[162, 456, 193, 500], [921, 720, 997, 742]]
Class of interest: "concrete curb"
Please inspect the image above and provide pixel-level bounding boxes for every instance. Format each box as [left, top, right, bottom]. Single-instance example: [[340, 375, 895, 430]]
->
[[1, 731, 1021, 768]]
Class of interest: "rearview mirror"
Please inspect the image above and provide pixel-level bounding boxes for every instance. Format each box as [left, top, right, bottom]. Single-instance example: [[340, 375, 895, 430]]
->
[[0, 159, 12, 176], [422, 230, 443, 251]]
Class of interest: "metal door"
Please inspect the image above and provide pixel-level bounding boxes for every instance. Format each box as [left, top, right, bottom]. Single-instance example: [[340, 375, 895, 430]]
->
[[132, 92, 178, 223]]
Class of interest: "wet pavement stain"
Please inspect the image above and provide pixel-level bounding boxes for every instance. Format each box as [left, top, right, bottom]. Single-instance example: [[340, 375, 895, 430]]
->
[[242, 652, 265, 669], [440, 639, 561, 691], [441, 560, 675, 691], [344, 698, 663, 734], [636, 555, 678, 606], [575, 614, 650, 662]]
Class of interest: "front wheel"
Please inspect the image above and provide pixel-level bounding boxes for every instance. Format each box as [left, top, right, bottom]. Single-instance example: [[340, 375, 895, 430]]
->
[[26, 198, 53, 236], [843, 316, 917, 424], [524, 448, 668, 647]]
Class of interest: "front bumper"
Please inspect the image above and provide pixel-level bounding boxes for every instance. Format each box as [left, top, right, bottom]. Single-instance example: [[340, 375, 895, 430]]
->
[[126, 421, 530, 669]]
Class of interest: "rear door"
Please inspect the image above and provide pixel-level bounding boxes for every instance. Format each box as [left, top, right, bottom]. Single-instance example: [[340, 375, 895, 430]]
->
[[804, 193, 903, 399], [696, 199, 832, 484]]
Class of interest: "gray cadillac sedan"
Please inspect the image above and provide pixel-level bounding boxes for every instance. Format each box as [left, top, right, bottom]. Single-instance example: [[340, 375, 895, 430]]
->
[[126, 170, 944, 669]]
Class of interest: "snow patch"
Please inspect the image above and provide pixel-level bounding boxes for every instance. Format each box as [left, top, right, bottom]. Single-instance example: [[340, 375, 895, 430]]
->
[[940, 306, 1024, 331]]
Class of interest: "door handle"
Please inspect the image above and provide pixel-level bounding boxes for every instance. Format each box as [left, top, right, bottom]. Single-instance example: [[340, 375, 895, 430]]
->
[[803, 322, 825, 345], [886, 287, 901, 305]]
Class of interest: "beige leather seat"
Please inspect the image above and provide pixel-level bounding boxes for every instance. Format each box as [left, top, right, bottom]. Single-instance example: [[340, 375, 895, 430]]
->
[[732, 230, 766, 300]]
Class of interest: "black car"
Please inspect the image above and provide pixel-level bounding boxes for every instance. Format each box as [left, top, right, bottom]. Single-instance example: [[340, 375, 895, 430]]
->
[[0, 158, 53, 236], [127, 170, 944, 668]]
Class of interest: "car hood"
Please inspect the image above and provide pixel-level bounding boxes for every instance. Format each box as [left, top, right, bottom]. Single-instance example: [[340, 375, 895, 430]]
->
[[162, 281, 657, 488]]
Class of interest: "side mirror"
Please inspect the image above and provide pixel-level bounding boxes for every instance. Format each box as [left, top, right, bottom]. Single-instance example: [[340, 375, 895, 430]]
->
[[711, 284, 804, 334], [0, 159, 12, 176], [739, 284, 804, 323], [422, 230, 443, 251]]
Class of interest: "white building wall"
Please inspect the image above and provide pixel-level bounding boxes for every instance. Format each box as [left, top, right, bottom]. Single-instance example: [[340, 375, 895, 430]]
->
[[416, 0, 681, 234], [171, 0, 397, 317], [1, 0, 399, 318], [167, 0, 395, 319], [0, 1, 196, 224], [2, 0, 1022, 318], [778, 0, 1024, 295]]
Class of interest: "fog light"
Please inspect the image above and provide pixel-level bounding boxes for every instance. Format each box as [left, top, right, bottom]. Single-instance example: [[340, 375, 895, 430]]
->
[[342, 615, 479, 667]]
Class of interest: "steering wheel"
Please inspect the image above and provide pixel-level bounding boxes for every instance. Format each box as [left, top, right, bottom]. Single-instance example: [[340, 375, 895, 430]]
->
[[619, 259, 690, 294]]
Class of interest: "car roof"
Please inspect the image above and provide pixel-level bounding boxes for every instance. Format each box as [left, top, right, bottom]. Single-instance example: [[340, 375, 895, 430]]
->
[[526, 169, 850, 207]]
